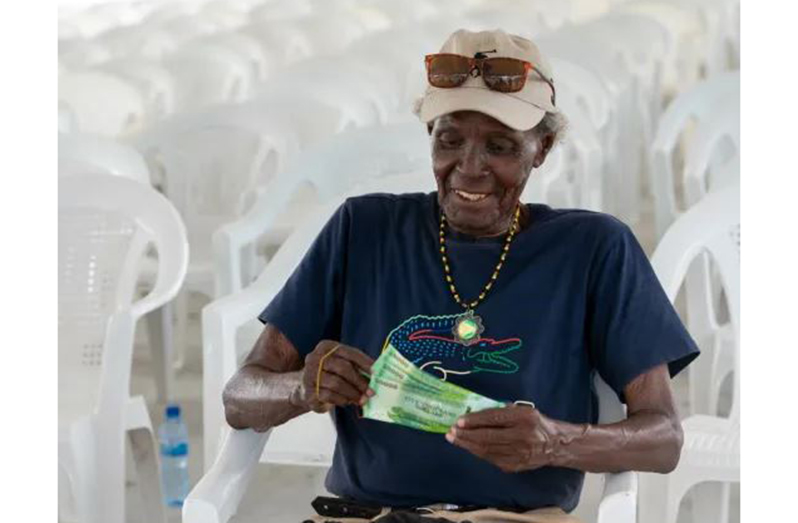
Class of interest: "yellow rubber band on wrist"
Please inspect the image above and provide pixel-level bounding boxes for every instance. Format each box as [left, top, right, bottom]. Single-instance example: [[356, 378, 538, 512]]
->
[[315, 344, 341, 401]]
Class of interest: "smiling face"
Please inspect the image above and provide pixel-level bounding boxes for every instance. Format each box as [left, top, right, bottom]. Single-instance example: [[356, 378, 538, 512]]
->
[[429, 111, 553, 237]]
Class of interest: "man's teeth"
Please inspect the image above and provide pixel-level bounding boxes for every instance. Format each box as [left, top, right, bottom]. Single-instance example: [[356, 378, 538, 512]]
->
[[455, 190, 488, 202]]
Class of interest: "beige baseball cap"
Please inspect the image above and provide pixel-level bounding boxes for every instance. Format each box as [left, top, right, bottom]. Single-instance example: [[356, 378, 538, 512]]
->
[[414, 29, 557, 131]]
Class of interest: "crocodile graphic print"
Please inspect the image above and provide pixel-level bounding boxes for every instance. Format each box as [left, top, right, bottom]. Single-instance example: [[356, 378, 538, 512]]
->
[[381, 313, 522, 381]]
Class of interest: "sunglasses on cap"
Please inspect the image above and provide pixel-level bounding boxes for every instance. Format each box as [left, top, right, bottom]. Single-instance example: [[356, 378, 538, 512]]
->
[[424, 51, 556, 105]]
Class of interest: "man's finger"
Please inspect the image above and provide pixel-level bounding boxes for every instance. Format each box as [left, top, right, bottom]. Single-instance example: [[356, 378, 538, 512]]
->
[[323, 357, 371, 393], [319, 373, 362, 403], [449, 426, 522, 447], [315, 387, 352, 407], [456, 406, 529, 429], [333, 345, 375, 373]]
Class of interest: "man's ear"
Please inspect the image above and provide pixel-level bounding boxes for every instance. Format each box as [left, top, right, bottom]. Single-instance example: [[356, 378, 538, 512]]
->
[[532, 133, 555, 168]]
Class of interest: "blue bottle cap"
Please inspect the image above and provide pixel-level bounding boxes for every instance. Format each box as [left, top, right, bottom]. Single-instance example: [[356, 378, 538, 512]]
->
[[165, 404, 181, 419]]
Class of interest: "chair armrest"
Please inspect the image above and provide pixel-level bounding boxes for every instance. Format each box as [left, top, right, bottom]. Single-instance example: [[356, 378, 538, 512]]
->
[[213, 176, 297, 297], [202, 276, 288, 468], [183, 429, 270, 523], [597, 471, 637, 523]]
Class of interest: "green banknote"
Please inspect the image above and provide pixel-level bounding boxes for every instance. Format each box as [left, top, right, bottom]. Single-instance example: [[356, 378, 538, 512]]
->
[[362, 345, 505, 433]]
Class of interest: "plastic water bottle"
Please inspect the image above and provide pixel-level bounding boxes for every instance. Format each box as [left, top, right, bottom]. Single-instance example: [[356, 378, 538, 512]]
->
[[158, 404, 190, 508]]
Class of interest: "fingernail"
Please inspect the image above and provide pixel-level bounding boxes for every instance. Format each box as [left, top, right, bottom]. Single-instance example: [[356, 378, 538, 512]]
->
[[445, 432, 454, 443], [457, 419, 466, 428], [367, 388, 375, 397]]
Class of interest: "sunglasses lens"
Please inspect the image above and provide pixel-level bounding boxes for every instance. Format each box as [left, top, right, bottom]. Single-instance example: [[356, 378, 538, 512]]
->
[[427, 54, 471, 88], [482, 58, 527, 92]]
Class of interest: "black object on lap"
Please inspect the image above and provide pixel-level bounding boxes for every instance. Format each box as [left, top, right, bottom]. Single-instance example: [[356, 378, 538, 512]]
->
[[312, 496, 383, 519]]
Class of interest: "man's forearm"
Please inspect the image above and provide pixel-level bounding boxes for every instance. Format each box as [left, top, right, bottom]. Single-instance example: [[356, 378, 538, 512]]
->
[[223, 365, 310, 431], [549, 411, 683, 474]]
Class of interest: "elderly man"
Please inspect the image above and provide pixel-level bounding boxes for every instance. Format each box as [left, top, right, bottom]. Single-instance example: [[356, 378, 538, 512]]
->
[[222, 29, 698, 523]]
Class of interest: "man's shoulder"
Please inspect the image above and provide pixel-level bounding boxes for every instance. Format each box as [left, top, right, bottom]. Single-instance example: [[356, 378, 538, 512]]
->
[[344, 192, 435, 221], [533, 205, 632, 243]]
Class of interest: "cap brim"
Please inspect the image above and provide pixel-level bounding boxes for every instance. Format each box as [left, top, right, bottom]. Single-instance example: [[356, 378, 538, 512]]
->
[[418, 85, 547, 131]]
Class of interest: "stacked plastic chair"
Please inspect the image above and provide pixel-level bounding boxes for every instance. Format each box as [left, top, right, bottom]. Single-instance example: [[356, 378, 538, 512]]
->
[[59, 70, 146, 137], [58, 175, 188, 523], [639, 183, 740, 523]]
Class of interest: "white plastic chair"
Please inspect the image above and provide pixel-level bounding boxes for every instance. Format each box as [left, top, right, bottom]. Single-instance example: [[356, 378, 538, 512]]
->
[[237, 21, 315, 65], [59, 71, 147, 138], [638, 183, 739, 523], [537, 33, 638, 221], [262, 59, 388, 126], [212, 122, 432, 297], [59, 133, 151, 184], [59, 175, 188, 523], [649, 72, 740, 239], [197, 32, 278, 84], [135, 109, 300, 367], [100, 58, 178, 123], [218, 95, 356, 151], [662, 0, 738, 76], [555, 89, 605, 211], [59, 38, 113, 69], [616, 0, 706, 98], [58, 133, 181, 403], [165, 41, 257, 111], [99, 25, 183, 62], [290, 12, 371, 56]]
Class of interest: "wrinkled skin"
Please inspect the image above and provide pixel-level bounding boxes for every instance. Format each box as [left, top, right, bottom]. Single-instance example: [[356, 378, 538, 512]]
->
[[429, 111, 554, 237], [223, 112, 684, 475]]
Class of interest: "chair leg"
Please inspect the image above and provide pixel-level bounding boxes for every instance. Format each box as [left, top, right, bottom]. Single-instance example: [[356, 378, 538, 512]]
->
[[638, 471, 685, 523], [146, 304, 174, 403], [691, 482, 730, 523], [173, 291, 189, 370], [128, 426, 167, 523]]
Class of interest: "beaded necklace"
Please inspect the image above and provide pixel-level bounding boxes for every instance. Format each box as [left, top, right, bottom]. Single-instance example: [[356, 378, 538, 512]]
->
[[438, 205, 521, 345]]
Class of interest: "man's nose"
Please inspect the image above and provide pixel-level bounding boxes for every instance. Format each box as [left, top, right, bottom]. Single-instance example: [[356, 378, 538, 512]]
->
[[456, 143, 488, 177]]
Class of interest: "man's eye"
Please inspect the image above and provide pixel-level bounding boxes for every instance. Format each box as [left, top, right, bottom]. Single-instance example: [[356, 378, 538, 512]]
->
[[487, 140, 515, 154], [437, 133, 462, 148]]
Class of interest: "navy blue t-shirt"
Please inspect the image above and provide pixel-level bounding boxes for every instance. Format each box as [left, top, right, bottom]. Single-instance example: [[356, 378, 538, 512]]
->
[[259, 192, 698, 512]]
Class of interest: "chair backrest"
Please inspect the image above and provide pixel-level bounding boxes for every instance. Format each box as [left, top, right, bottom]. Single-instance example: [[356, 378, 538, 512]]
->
[[58, 38, 113, 69], [281, 122, 432, 199], [550, 58, 612, 134], [238, 20, 315, 65], [136, 113, 296, 252], [198, 32, 277, 84], [263, 58, 388, 126], [682, 102, 740, 205], [649, 71, 739, 237], [99, 58, 178, 122], [165, 41, 256, 111], [59, 133, 151, 184], [59, 175, 188, 424], [651, 182, 740, 420], [59, 71, 146, 137]]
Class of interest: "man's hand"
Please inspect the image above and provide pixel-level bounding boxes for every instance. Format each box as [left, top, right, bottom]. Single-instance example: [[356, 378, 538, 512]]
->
[[296, 340, 375, 413], [445, 405, 569, 473]]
